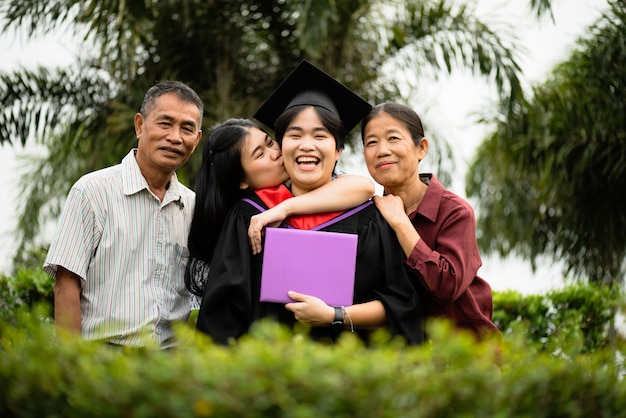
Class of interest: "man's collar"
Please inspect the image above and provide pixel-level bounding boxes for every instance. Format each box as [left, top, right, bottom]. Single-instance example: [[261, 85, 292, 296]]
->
[[121, 149, 184, 207]]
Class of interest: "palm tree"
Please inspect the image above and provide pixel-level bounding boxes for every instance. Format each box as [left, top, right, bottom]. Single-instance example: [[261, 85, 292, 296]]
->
[[0, 0, 550, 265], [467, 0, 625, 286]]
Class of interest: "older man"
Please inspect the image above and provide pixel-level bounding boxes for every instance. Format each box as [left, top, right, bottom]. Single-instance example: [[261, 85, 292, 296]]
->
[[44, 81, 203, 347]]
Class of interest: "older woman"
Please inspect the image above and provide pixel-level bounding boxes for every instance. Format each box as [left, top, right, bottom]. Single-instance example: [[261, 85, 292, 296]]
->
[[361, 103, 499, 339]]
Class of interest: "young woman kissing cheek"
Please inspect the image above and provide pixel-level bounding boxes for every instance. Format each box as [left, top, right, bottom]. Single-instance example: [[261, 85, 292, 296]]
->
[[239, 126, 290, 190], [280, 106, 342, 197]]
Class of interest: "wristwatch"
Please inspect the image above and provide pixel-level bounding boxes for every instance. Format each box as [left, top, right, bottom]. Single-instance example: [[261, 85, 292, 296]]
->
[[329, 306, 344, 335]]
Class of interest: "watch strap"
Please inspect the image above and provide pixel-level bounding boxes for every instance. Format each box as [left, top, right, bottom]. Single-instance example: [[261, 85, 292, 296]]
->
[[332, 306, 344, 325]]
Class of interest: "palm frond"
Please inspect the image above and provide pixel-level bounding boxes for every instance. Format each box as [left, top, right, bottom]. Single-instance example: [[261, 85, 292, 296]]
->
[[386, 0, 523, 111], [467, 0, 625, 285], [0, 66, 111, 146], [1, 0, 542, 270]]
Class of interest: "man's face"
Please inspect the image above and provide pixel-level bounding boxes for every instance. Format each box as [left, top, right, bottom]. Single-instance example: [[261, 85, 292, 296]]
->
[[134, 92, 202, 175]]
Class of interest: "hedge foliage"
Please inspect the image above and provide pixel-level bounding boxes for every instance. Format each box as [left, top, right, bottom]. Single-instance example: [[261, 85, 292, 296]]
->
[[493, 283, 623, 353], [0, 265, 53, 324], [0, 311, 624, 418], [1, 267, 625, 417], [2, 266, 623, 352]]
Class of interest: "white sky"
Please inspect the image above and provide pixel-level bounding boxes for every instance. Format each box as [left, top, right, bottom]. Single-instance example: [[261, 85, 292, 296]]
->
[[0, 0, 609, 294]]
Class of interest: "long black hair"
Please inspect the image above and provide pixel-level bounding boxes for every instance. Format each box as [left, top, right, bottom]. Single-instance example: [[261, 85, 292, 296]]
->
[[185, 118, 255, 296]]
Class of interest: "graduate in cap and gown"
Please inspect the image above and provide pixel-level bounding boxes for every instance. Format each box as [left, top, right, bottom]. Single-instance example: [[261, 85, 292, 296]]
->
[[196, 61, 424, 345], [185, 118, 375, 302]]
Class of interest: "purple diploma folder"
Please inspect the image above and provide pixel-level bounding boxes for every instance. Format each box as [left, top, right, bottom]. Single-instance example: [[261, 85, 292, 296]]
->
[[260, 227, 358, 305]]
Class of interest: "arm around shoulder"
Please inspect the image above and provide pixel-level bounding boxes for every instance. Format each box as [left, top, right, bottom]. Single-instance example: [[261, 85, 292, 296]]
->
[[278, 174, 374, 217], [248, 175, 375, 254]]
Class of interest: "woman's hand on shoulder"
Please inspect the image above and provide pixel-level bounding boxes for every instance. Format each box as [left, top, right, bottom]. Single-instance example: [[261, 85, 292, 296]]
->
[[373, 194, 406, 226], [373, 194, 422, 256]]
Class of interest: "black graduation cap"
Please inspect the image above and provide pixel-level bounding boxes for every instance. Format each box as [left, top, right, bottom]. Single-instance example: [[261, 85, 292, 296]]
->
[[253, 60, 372, 133]]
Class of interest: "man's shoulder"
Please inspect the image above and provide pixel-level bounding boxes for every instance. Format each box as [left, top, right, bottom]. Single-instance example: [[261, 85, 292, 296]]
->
[[74, 151, 137, 189], [74, 163, 124, 190]]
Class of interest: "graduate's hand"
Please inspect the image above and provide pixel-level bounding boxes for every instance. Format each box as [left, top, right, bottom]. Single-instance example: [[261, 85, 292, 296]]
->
[[248, 209, 286, 255], [285, 291, 335, 327]]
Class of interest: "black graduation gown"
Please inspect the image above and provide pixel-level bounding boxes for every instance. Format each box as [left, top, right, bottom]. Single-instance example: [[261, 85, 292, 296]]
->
[[196, 192, 424, 345]]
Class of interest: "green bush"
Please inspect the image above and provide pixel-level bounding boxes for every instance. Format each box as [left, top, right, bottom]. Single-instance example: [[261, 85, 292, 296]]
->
[[0, 266, 53, 324], [0, 314, 624, 418], [493, 283, 622, 353], [493, 291, 551, 344], [1, 266, 623, 355]]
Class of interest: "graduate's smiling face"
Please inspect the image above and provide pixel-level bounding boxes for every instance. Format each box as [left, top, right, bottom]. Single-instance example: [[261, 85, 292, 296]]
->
[[239, 127, 289, 190], [281, 106, 342, 196]]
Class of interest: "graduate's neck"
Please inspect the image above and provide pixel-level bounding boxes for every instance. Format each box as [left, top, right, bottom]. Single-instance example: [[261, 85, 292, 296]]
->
[[290, 179, 331, 197]]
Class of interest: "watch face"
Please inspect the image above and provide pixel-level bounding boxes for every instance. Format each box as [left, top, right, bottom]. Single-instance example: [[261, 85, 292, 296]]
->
[[330, 320, 344, 335]]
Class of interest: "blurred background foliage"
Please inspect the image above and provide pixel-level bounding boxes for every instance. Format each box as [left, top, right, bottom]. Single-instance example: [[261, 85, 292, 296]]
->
[[2, 0, 535, 262], [467, 0, 626, 286]]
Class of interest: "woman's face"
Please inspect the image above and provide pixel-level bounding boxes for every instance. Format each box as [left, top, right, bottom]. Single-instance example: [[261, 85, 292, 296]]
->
[[281, 107, 342, 196], [240, 127, 289, 190], [362, 112, 428, 191]]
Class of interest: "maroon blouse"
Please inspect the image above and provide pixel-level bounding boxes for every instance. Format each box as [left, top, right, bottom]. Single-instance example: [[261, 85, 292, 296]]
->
[[404, 174, 500, 338]]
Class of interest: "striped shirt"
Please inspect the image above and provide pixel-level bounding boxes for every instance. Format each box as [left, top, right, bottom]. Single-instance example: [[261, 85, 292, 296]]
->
[[44, 150, 195, 347]]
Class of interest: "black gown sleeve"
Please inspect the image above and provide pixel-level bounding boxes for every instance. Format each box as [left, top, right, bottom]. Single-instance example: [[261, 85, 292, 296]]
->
[[195, 202, 260, 344], [368, 212, 424, 344], [346, 208, 424, 345]]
